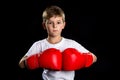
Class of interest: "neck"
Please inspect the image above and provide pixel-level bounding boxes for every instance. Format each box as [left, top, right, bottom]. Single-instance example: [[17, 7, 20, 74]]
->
[[47, 36, 62, 44]]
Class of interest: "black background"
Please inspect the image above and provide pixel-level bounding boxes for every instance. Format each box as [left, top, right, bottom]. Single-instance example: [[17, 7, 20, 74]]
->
[[3, 0, 118, 80]]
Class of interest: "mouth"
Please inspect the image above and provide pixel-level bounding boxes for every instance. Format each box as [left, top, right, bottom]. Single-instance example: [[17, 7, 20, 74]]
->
[[53, 30, 58, 32]]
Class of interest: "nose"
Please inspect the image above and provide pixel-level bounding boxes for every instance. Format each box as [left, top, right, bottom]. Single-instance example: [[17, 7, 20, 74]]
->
[[53, 23, 57, 28]]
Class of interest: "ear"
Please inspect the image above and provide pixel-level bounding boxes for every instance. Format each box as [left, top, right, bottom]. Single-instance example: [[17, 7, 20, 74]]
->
[[62, 22, 66, 29], [42, 22, 46, 29]]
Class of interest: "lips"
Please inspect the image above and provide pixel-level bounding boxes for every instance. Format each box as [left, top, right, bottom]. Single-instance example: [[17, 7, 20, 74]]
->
[[53, 30, 58, 32]]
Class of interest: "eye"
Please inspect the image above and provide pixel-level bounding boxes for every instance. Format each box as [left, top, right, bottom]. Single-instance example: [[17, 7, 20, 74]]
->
[[57, 21, 61, 24], [47, 21, 52, 24]]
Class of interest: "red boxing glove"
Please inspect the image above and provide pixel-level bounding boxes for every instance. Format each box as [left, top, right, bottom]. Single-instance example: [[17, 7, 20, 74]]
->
[[25, 48, 62, 70], [62, 48, 86, 70], [38, 48, 62, 70], [25, 53, 39, 70]]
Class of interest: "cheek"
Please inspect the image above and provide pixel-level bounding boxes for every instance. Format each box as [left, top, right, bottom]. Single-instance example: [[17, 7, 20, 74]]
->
[[59, 26, 64, 30], [47, 27, 53, 32]]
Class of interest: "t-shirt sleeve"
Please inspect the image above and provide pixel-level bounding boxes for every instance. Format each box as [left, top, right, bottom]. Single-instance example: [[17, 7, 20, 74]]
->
[[72, 41, 89, 53], [25, 41, 41, 56]]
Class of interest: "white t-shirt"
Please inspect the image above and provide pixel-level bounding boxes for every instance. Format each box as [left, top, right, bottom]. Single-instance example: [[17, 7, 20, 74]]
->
[[25, 37, 89, 80]]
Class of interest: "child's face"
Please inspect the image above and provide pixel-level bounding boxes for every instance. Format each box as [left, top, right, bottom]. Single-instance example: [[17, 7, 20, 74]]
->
[[44, 16, 65, 37]]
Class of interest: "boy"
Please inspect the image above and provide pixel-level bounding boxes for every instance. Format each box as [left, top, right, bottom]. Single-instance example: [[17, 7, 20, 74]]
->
[[19, 5, 97, 80]]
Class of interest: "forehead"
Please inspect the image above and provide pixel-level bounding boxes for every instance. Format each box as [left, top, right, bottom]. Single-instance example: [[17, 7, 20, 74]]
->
[[48, 16, 63, 21]]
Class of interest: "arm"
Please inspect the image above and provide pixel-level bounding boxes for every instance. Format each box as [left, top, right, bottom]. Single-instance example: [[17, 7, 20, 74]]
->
[[19, 48, 62, 70], [19, 42, 38, 69], [91, 52, 97, 63], [19, 55, 28, 69]]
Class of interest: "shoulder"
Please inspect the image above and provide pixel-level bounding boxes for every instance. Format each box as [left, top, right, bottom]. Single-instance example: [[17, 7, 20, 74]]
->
[[63, 38, 81, 46], [32, 38, 46, 46], [64, 37, 79, 44], [64, 38, 89, 53]]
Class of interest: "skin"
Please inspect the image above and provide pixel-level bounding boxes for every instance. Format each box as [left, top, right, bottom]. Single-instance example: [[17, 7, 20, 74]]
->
[[19, 16, 97, 69]]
